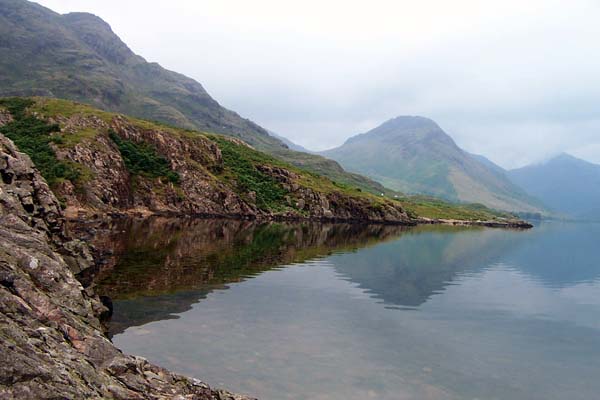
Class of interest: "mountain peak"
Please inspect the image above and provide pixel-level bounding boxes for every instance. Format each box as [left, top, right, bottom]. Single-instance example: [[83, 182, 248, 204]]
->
[[344, 115, 447, 146], [323, 115, 543, 213], [553, 152, 581, 162], [63, 12, 110, 27], [384, 115, 439, 129], [539, 152, 594, 168], [62, 12, 137, 65], [508, 152, 600, 219]]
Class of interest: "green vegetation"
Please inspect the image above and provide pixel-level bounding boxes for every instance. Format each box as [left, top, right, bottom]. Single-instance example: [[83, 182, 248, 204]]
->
[[270, 147, 397, 197], [109, 131, 180, 184], [0, 97, 81, 185], [207, 134, 395, 211], [31, 97, 114, 123], [398, 195, 512, 221], [209, 136, 287, 210]]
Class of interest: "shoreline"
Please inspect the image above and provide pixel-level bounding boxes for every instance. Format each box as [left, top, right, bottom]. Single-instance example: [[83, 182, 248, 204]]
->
[[65, 207, 534, 229]]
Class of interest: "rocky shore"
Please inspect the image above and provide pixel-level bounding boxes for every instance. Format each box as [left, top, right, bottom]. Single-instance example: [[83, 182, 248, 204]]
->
[[417, 217, 534, 229], [0, 134, 255, 399]]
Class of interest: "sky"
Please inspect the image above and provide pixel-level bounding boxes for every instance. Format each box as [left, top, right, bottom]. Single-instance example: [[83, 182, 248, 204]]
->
[[36, 0, 600, 168]]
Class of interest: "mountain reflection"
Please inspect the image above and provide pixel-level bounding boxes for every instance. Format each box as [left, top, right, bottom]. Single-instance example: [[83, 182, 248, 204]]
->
[[502, 222, 600, 287], [86, 217, 600, 337], [88, 217, 408, 335], [331, 222, 600, 308], [331, 225, 524, 308]]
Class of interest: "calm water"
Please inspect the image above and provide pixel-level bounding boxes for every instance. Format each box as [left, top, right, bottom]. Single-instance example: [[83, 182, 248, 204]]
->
[[94, 219, 600, 400]]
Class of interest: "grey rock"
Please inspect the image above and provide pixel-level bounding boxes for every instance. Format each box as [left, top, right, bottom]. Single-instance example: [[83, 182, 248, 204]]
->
[[0, 133, 256, 400]]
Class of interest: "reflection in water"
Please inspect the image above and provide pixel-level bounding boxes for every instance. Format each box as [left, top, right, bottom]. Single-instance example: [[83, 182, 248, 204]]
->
[[92, 219, 600, 400], [332, 226, 523, 308], [92, 218, 409, 334]]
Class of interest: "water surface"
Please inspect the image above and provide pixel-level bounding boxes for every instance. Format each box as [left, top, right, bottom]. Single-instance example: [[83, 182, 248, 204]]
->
[[95, 219, 600, 400]]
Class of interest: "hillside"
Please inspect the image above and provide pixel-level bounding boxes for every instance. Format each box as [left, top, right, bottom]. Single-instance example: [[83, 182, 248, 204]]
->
[[508, 153, 600, 220], [0, 97, 415, 223], [0, 97, 532, 226], [322, 116, 544, 213], [0, 0, 394, 197]]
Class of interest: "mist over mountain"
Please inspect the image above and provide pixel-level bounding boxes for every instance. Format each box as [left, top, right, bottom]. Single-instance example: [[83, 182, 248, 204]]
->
[[322, 116, 544, 213], [508, 154, 600, 220]]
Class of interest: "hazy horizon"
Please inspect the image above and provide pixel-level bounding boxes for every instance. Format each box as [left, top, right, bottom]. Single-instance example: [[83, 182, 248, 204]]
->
[[35, 0, 600, 169]]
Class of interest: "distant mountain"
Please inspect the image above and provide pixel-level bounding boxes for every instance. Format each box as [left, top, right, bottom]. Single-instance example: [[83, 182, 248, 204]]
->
[[508, 153, 600, 220], [0, 0, 394, 196], [268, 131, 311, 153], [322, 116, 544, 213], [468, 152, 506, 175]]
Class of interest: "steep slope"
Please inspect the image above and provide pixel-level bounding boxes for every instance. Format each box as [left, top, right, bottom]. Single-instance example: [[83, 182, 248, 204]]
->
[[322, 116, 544, 213], [468, 152, 507, 175], [0, 97, 413, 224], [0, 0, 394, 197], [508, 153, 600, 220]]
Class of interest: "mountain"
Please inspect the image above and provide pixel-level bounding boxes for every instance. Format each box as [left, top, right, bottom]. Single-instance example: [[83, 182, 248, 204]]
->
[[0, 0, 392, 196], [508, 153, 600, 220], [0, 0, 282, 149], [468, 152, 506, 175], [268, 131, 311, 153], [322, 116, 544, 213]]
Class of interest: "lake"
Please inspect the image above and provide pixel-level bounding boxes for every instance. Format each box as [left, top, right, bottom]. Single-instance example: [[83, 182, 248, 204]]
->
[[94, 218, 600, 400]]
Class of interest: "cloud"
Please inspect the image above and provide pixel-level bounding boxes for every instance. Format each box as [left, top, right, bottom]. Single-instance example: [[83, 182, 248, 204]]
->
[[36, 0, 600, 168]]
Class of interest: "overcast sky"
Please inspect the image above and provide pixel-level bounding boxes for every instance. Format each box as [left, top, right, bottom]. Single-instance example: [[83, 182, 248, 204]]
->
[[37, 0, 600, 168]]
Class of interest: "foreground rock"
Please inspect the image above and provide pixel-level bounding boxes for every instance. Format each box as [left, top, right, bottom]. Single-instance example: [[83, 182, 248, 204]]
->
[[0, 134, 255, 399]]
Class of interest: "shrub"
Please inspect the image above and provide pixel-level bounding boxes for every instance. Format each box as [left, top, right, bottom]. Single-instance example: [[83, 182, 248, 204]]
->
[[109, 131, 180, 184], [209, 136, 287, 210], [0, 97, 81, 185]]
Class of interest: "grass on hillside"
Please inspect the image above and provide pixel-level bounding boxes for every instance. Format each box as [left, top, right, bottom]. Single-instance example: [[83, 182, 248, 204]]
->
[[208, 135, 289, 211], [398, 195, 512, 221], [270, 148, 396, 197], [0, 97, 82, 186], [207, 134, 395, 212]]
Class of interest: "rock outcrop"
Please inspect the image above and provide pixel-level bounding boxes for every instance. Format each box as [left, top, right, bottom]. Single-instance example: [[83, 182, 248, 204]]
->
[[0, 133, 255, 399], [50, 113, 258, 219]]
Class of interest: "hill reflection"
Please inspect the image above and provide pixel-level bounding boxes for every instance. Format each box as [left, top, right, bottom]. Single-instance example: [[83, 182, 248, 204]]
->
[[89, 217, 408, 335], [87, 218, 595, 337]]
